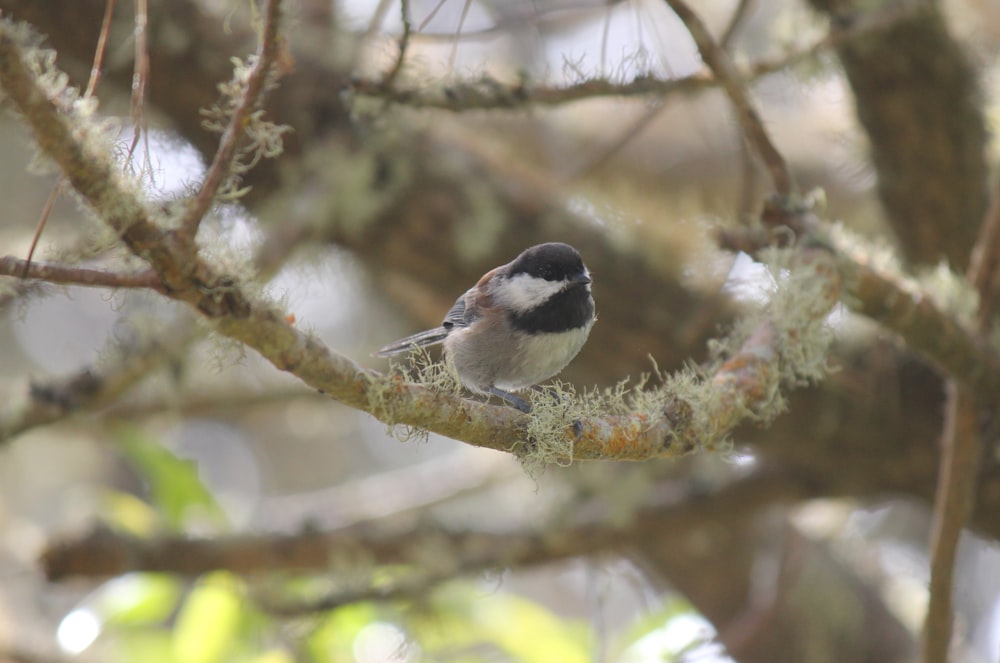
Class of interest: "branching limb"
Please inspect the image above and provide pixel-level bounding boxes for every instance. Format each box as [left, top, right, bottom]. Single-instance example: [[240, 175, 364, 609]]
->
[[0, 255, 163, 291], [177, 0, 284, 240]]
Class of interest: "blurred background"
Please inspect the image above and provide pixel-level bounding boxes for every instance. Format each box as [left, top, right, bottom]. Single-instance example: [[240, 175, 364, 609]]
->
[[1, 0, 999, 661]]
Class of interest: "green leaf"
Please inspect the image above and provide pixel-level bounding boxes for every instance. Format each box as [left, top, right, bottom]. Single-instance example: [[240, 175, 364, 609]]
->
[[97, 490, 162, 537], [98, 573, 184, 626], [306, 603, 380, 662], [244, 649, 295, 663], [414, 585, 590, 663], [610, 595, 715, 663], [115, 628, 177, 663], [57, 573, 183, 655], [114, 425, 226, 532], [172, 572, 244, 663]]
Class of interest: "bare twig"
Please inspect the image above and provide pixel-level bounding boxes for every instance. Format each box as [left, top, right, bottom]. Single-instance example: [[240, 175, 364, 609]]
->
[[178, 0, 283, 239], [20, 180, 61, 277], [84, 0, 117, 99], [1, 255, 163, 291], [125, 0, 150, 172], [664, 0, 792, 196]]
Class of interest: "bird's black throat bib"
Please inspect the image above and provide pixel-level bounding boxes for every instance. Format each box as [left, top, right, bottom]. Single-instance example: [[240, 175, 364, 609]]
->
[[508, 286, 594, 334]]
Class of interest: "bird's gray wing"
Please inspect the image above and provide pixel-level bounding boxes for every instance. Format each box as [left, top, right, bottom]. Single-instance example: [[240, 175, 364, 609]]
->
[[442, 289, 479, 329]]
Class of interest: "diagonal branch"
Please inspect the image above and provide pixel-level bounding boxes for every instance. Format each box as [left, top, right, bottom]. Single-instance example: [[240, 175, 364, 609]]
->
[[664, 0, 792, 197]]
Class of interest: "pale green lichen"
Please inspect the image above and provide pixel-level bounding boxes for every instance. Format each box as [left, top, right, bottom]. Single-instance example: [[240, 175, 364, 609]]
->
[[199, 54, 291, 203], [915, 260, 979, 328], [829, 219, 980, 329], [367, 347, 461, 444]]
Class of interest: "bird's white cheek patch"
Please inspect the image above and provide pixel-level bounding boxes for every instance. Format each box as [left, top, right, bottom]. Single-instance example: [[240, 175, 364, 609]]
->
[[498, 274, 567, 312]]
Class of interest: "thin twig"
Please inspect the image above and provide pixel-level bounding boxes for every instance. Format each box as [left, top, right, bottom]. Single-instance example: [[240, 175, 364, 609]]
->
[[20, 181, 61, 277], [664, 0, 792, 196], [1, 256, 163, 291], [84, 0, 118, 99], [719, 0, 755, 50], [178, 0, 283, 239], [125, 0, 150, 174], [446, 0, 472, 73]]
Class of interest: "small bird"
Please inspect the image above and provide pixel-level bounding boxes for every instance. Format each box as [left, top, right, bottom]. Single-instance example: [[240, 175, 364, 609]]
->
[[377, 242, 596, 412]]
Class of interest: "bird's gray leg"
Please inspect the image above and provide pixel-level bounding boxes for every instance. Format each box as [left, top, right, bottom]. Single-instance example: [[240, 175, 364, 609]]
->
[[488, 387, 532, 413]]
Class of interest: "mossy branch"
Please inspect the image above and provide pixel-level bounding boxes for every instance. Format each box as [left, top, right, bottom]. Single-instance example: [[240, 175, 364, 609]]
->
[[0, 18, 847, 463], [721, 204, 1000, 405]]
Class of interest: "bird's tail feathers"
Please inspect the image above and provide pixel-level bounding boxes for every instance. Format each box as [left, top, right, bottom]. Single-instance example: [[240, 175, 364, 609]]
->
[[375, 327, 450, 357]]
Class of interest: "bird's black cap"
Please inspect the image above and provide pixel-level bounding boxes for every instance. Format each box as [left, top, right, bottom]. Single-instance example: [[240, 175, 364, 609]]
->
[[508, 242, 587, 282]]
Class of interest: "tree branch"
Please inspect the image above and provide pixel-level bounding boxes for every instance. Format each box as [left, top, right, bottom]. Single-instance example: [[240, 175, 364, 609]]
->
[[0, 255, 163, 291], [664, 0, 792, 197], [720, 207, 1000, 406], [41, 472, 812, 581], [0, 316, 198, 443]]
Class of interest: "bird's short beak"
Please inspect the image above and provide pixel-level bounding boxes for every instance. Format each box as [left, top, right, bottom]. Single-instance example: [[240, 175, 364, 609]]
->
[[571, 272, 592, 285]]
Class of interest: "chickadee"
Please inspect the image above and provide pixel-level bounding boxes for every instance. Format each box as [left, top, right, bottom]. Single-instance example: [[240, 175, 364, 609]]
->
[[377, 242, 596, 412]]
